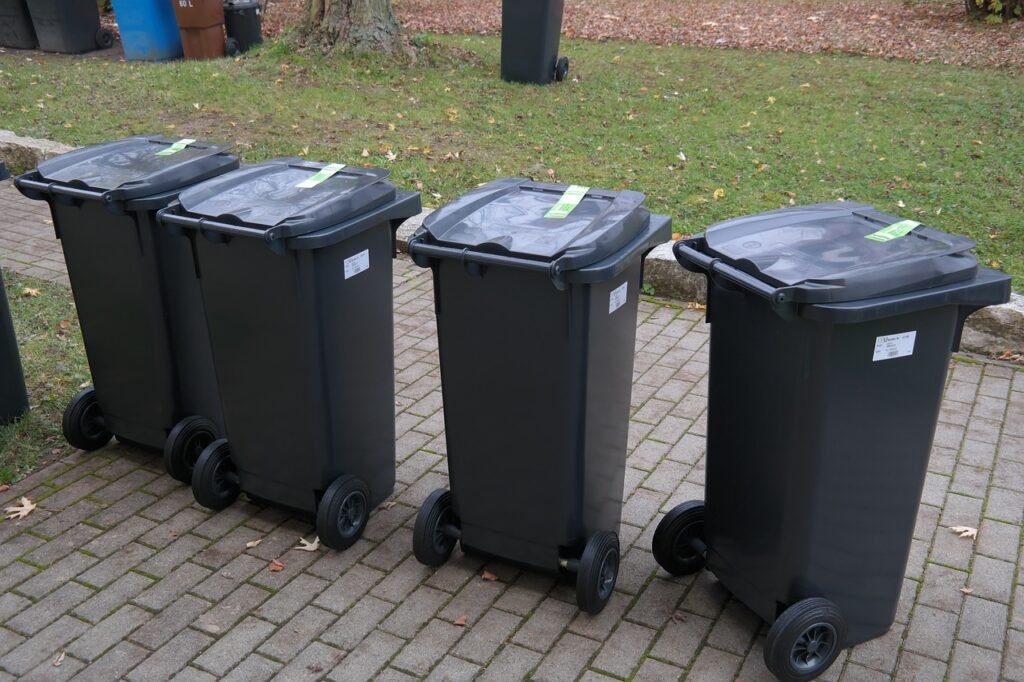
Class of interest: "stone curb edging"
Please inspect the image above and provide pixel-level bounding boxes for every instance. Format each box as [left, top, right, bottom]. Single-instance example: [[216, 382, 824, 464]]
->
[[4, 130, 1022, 357]]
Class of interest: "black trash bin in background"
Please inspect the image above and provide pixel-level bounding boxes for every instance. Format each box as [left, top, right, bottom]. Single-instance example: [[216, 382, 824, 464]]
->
[[407, 179, 671, 613], [26, 0, 112, 53], [0, 268, 29, 425], [0, 0, 37, 49], [158, 159, 421, 550], [223, 0, 262, 55], [15, 137, 239, 476], [653, 202, 1011, 680], [501, 0, 569, 84]]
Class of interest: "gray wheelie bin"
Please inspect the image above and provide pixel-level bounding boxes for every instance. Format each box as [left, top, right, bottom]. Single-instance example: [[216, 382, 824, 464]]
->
[[15, 137, 238, 477], [652, 202, 1011, 681], [0, 268, 28, 425], [407, 179, 671, 613], [157, 159, 421, 551], [501, 0, 569, 84]]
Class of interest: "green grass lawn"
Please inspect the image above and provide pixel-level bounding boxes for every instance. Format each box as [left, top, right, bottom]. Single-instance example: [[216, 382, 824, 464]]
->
[[0, 35, 1021, 286], [0, 272, 89, 483]]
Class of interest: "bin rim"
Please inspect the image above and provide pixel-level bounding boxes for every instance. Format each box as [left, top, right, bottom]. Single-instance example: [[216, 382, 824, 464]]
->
[[417, 177, 650, 273], [21, 135, 238, 204]]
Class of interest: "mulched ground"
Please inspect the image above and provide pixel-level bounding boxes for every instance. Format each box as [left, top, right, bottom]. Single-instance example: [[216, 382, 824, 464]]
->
[[254, 0, 1024, 70]]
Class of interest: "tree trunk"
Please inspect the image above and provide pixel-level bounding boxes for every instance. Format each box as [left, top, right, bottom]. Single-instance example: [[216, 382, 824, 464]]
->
[[304, 0, 404, 53]]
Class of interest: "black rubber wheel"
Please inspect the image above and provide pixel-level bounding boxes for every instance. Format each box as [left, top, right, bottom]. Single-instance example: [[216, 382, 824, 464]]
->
[[62, 388, 112, 452], [191, 439, 240, 511], [575, 530, 619, 614], [163, 416, 218, 484], [95, 28, 113, 50], [316, 475, 370, 550], [652, 500, 707, 576], [554, 56, 570, 82], [225, 37, 241, 57], [413, 489, 458, 567], [764, 598, 846, 682]]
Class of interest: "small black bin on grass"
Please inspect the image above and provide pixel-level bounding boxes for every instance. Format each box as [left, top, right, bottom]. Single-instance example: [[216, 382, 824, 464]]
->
[[158, 159, 421, 550], [407, 178, 671, 613], [501, 0, 569, 84], [223, 0, 262, 55], [26, 0, 111, 53], [0, 0, 37, 49], [653, 202, 1011, 681], [15, 137, 239, 474]]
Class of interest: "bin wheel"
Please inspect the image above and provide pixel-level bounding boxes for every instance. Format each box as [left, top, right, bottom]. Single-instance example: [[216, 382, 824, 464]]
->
[[575, 530, 619, 614], [413, 489, 458, 567], [316, 475, 370, 550], [554, 56, 570, 82], [95, 29, 113, 50], [764, 598, 846, 682], [164, 416, 218, 484], [652, 500, 707, 576], [191, 439, 240, 511], [225, 37, 241, 57], [62, 388, 112, 452]]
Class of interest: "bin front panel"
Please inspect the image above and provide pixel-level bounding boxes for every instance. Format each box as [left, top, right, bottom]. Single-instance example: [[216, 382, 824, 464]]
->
[[435, 259, 634, 571], [0, 0, 37, 49], [27, 0, 100, 53], [194, 222, 396, 513], [56, 201, 177, 448], [703, 279, 957, 646]]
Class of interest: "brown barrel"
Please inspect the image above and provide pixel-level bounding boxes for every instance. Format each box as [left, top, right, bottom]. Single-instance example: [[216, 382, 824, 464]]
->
[[171, 0, 225, 59]]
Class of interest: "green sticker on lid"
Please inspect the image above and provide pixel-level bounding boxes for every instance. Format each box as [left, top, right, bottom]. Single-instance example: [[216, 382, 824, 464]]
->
[[865, 219, 921, 243], [155, 138, 196, 156], [296, 163, 345, 189], [545, 185, 590, 219]]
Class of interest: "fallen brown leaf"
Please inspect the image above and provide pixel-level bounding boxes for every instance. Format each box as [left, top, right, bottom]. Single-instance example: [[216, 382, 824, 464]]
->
[[269, 558, 285, 572], [294, 536, 321, 552], [382, 500, 397, 510], [960, 586, 974, 594], [949, 526, 978, 539], [21, 287, 40, 298], [453, 615, 468, 626], [246, 538, 263, 549], [52, 651, 65, 667], [481, 570, 500, 582], [4, 497, 37, 520], [671, 610, 687, 623], [0, 484, 9, 493]]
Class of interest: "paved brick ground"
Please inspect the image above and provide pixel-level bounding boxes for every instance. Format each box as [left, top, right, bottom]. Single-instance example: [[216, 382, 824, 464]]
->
[[0, 179, 1022, 680]]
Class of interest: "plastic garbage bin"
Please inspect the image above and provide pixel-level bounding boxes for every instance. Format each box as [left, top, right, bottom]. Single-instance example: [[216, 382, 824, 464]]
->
[[501, 0, 569, 84], [0, 0, 37, 49], [223, 0, 261, 55], [172, 0, 226, 59], [157, 159, 421, 550], [14, 137, 239, 475], [26, 0, 112, 53], [111, 0, 183, 61], [653, 202, 1011, 680], [406, 178, 671, 613], [0, 268, 29, 425]]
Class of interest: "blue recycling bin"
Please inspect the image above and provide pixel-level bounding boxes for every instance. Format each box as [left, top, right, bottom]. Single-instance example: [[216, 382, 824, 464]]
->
[[111, 0, 182, 61]]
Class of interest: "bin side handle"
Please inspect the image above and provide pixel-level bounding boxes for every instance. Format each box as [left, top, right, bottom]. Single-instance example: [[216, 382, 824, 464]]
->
[[674, 240, 798, 319], [14, 175, 112, 204], [158, 210, 277, 243], [407, 238, 565, 288]]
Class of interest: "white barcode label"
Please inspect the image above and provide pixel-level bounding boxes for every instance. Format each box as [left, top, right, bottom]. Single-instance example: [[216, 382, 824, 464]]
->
[[609, 281, 628, 314], [872, 331, 916, 362], [344, 250, 370, 279]]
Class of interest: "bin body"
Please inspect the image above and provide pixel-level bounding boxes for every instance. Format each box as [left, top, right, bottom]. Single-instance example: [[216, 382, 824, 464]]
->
[[410, 178, 670, 572], [160, 160, 421, 514], [676, 202, 1012, 648], [27, 0, 101, 53], [172, 0, 224, 59], [111, 0, 183, 61], [0, 268, 29, 425], [501, 0, 564, 84], [223, 0, 261, 52], [14, 137, 238, 448], [0, 0, 36, 49]]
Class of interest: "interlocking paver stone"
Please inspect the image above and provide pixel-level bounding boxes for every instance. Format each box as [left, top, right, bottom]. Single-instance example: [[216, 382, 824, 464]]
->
[[0, 187, 1020, 682]]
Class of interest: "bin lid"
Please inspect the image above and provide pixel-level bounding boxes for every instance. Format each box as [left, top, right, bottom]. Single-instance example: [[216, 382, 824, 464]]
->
[[420, 178, 650, 271], [176, 158, 396, 239], [36, 136, 237, 201], [699, 202, 980, 303]]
